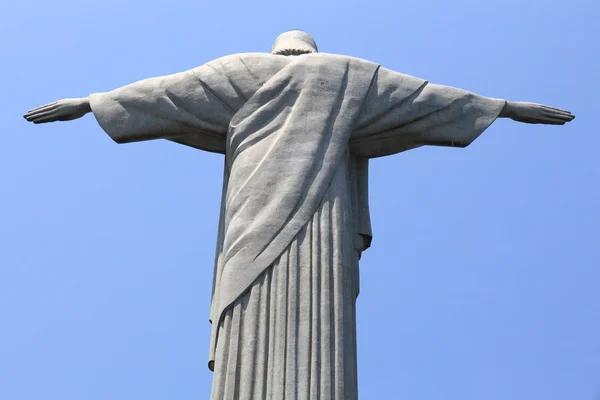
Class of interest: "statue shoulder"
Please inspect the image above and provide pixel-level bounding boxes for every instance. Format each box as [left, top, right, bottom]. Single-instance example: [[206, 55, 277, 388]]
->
[[201, 53, 292, 78], [306, 52, 380, 68]]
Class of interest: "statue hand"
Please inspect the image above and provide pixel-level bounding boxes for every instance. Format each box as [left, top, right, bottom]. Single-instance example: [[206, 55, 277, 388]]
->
[[503, 101, 575, 125], [24, 97, 91, 124]]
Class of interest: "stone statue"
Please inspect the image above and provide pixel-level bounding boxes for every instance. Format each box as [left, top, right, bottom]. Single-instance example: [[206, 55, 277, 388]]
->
[[23, 30, 574, 400]]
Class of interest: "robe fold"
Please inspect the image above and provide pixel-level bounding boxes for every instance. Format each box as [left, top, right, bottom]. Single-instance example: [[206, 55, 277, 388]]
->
[[89, 52, 505, 400]]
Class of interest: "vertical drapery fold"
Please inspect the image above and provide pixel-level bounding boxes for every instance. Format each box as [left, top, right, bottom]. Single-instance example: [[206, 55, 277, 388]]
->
[[210, 161, 360, 400]]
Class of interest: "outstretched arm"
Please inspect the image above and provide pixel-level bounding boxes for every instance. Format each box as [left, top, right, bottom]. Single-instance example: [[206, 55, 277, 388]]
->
[[498, 101, 575, 125], [351, 67, 575, 158], [23, 65, 237, 154]]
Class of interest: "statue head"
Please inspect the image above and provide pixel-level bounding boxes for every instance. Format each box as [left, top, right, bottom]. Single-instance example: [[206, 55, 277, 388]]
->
[[271, 30, 318, 56]]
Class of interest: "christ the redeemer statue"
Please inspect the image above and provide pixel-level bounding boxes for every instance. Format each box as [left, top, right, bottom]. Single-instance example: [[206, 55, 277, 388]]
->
[[24, 30, 574, 400]]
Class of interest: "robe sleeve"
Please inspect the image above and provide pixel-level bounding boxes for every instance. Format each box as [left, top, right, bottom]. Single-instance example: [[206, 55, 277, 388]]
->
[[88, 64, 237, 154], [350, 66, 506, 158]]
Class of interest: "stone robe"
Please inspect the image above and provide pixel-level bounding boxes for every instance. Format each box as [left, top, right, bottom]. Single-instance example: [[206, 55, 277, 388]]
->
[[89, 52, 505, 400]]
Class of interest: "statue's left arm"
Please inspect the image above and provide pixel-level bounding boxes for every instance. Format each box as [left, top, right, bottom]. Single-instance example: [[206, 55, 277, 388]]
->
[[350, 66, 574, 158], [24, 65, 237, 154]]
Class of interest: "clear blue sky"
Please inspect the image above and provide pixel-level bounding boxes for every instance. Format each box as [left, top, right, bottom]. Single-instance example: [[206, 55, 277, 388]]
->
[[1, 1, 598, 399]]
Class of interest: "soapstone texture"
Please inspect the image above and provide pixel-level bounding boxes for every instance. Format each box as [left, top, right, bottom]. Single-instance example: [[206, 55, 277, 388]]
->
[[23, 30, 575, 400]]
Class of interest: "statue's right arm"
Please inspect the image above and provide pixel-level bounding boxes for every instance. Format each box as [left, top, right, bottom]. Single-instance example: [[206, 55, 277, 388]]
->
[[350, 66, 575, 158]]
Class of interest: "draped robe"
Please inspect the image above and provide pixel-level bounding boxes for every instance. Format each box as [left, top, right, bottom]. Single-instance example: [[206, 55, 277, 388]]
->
[[88, 52, 505, 400]]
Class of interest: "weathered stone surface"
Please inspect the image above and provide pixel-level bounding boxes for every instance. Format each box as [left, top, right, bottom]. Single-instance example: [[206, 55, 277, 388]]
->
[[23, 30, 574, 400]]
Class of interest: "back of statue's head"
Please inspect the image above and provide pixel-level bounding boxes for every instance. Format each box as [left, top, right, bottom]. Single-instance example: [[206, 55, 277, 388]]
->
[[271, 30, 318, 56]]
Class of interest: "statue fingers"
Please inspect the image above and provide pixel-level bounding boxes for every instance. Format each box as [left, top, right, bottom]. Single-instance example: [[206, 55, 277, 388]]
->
[[542, 110, 575, 122], [29, 109, 61, 124], [24, 109, 47, 122], [26, 101, 58, 114], [542, 109, 572, 119], [518, 113, 565, 125], [538, 115, 568, 125], [24, 104, 59, 120], [541, 104, 572, 114]]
